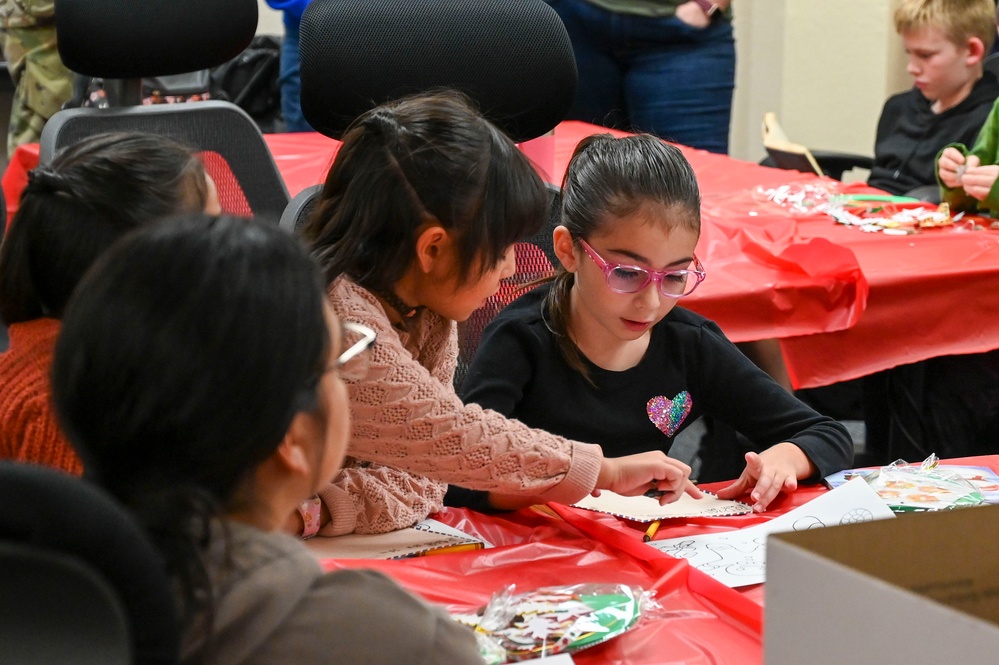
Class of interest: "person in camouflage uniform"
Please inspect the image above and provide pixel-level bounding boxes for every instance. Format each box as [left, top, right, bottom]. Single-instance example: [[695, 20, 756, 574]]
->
[[0, 0, 72, 157]]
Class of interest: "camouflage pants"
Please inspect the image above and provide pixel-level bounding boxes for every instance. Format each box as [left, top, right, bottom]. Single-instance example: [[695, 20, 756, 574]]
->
[[0, 23, 72, 157]]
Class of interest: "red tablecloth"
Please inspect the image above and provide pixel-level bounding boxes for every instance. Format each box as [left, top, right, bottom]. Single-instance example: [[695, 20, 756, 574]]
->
[[324, 507, 762, 665], [264, 126, 999, 391], [781, 214, 999, 386], [546, 123, 999, 388], [2, 141, 38, 226], [10, 124, 999, 389], [262, 127, 871, 358], [317, 456, 999, 665]]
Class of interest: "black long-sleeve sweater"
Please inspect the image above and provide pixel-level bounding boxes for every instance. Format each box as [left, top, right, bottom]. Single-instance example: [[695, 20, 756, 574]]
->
[[460, 285, 854, 482], [868, 71, 999, 196]]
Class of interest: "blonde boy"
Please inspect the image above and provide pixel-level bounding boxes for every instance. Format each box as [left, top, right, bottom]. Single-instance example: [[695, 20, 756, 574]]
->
[[865, 0, 999, 467], [868, 0, 997, 197], [937, 2, 999, 213]]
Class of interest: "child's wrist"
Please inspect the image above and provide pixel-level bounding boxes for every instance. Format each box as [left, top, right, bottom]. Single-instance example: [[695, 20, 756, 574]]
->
[[596, 457, 616, 489], [297, 496, 323, 538]]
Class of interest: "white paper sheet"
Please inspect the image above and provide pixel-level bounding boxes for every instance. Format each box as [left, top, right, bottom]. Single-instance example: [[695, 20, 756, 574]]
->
[[573, 490, 751, 522], [646, 478, 896, 588]]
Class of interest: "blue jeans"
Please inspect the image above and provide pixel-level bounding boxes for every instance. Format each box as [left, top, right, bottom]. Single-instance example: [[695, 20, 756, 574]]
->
[[279, 19, 313, 132], [550, 0, 736, 154]]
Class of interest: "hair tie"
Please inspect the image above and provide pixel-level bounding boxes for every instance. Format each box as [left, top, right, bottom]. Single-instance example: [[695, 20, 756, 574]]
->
[[25, 168, 69, 196], [360, 108, 401, 142]]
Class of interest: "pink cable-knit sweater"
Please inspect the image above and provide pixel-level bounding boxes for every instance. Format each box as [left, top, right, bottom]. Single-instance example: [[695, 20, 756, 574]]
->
[[317, 277, 603, 535]]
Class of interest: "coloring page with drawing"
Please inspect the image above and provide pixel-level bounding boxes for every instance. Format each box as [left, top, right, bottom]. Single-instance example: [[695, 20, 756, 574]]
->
[[646, 478, 895, 588]]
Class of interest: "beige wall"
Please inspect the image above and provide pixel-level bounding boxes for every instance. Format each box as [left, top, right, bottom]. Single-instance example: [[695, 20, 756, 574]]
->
[[253, 0, 911, 165], [257, 0, 285, 35], [731, 0, 909, 164]]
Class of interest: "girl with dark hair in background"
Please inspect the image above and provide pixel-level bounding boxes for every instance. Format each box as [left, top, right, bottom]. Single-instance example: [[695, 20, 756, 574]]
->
[[0, 132, 220, 474], [461, 133, 853, 512], [52, 214, 482, 665], [301, 91, 698, 537]]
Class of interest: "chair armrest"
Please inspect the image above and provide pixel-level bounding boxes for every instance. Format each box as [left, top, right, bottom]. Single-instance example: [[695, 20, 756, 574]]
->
[[811, 151, 873, 181], [904, 185, 942, 204]]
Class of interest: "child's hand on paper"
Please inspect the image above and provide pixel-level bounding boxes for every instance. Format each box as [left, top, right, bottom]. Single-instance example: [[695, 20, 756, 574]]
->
[[595, 452, 703, 505], [715, 443, 816, 512], [938, 147, 970, 189], [960, 163, 999, 201]]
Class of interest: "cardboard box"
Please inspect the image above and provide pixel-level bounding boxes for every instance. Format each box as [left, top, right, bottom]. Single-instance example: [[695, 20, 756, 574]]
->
[[765, 504, 999, 665]]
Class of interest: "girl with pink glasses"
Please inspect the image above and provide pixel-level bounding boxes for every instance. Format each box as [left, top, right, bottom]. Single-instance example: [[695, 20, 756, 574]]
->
[[461, 133, 853, 512]]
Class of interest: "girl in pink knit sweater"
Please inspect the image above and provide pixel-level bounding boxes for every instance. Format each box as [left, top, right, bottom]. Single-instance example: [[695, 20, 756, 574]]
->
[[299, 91, 701, 536]]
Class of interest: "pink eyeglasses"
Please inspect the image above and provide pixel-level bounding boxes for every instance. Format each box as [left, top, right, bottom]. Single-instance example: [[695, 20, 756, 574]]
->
[[578, 238, 706, 298]]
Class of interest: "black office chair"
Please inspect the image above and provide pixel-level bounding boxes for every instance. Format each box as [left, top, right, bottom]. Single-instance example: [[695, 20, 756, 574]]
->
[[0, 462, 179, 665], [298, 0, 576, 142], [455, 182, 562, 388], [287, 0, 578, 228], [761, 112, 945, 202], [44, 0, 289, 221], [279, 183, 323, 234], [985, 51, 999, 81], [294, 0, 578, 379], [1, 542, 131, 665], [903, 184, 943, 203], [761, 111, 873, 181]]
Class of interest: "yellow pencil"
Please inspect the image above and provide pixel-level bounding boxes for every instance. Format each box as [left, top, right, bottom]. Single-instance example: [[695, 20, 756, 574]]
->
[[422, 542, 484, 557], [642, 520, 662, 542]]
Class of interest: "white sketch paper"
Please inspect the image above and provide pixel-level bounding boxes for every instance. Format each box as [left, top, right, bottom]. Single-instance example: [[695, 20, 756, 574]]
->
[[573, 490, 751, 522], [646, 478, 895, 587]]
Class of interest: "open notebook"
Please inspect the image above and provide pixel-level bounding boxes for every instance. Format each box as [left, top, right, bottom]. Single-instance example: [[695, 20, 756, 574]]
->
[[304, 519, 491, 560], [761, 111, 824, 176]]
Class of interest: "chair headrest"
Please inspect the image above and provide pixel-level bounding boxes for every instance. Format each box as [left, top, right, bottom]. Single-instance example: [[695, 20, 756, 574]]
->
[[0, 462, 180, 664], [55, 0, 257, 78], [299, 0, 577, 141]]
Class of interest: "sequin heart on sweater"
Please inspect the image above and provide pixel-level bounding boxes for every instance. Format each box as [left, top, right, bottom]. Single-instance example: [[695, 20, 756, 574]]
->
[[646, 392, 692, 437]]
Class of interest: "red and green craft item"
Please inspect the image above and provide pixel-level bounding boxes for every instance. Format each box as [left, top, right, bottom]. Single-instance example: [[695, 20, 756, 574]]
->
[[455, 583, 644, 663]]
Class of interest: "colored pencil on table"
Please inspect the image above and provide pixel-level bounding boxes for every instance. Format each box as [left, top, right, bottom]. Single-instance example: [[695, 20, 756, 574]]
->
[[643, 520, 661, 542]]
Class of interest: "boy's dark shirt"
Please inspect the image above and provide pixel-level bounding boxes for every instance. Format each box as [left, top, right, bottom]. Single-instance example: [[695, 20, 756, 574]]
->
[[868, 71, 999, 196]]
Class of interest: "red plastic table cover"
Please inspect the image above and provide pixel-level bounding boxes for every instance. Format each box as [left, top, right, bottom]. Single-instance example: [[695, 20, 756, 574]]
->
[[260, 128, 870, 356], [262, 129, 876, 388], [10, 129, 863, 370], [547, 123, 999, 388], [322, 500, 763, 665], [547, 123, 870, 349], [10, 123, 999, 388], [317, 456, 999, 665], [779, 203, 999, 387], [2, 141, 39, 227]]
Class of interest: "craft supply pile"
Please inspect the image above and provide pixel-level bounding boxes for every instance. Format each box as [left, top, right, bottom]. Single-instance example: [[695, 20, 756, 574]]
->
[[757, 181, 999, 234], [453, 584, 646, 664]]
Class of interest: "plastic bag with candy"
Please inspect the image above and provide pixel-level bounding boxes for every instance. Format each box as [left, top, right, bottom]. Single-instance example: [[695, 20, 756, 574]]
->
[[754, 181, 845, 216], [452, 583, 648, 663], [863, 454, 985, 512]]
